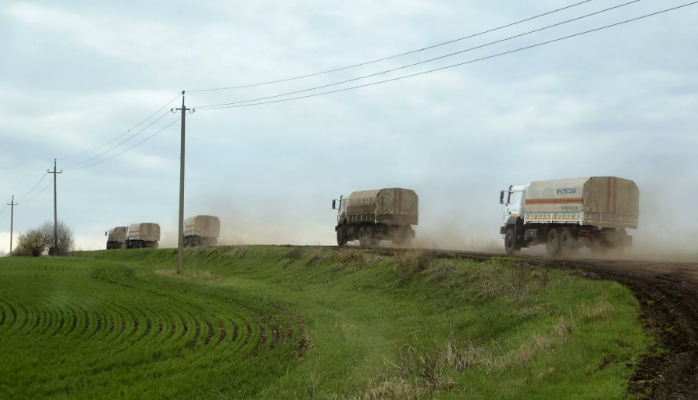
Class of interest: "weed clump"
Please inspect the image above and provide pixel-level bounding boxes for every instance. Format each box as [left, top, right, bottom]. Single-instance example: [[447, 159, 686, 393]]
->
[[581, 300, 614, 322], [335, 248, 365, 265], [223, 244, 248, 259], [361, 378, 425, 400], [306, 247, 328, 266], [554, 317, 573, 341], [393, 250, 435, 277]]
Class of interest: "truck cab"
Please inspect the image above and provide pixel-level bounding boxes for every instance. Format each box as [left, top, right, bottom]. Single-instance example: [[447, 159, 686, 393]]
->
[[500, 184, 529, 228]]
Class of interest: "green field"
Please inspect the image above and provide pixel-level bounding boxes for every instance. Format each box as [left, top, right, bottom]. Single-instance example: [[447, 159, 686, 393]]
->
[[0, 246, 651, 399]]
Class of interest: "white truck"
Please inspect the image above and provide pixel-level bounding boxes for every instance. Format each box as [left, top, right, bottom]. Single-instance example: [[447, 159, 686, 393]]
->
[[499, 177, 639, 256], [184, 215, 220, 247], [105, 227, 127, 249], [125, 223, 161, 249]]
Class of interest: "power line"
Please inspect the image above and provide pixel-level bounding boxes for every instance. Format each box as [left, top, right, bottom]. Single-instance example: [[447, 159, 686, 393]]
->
[[196, 0, 640, 109], [197, 1, 697, 110], [58, 93, 181, 160], [16, 172, 49, 202], [69, 117, 181, 171], [20, 180, 52, 205], [188, 0, 595, 92], [63, 111, 171, 170]]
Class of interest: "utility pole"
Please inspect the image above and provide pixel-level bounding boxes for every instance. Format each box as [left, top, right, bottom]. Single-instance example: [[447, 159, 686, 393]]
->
[[171, 91, 194, 275], [47, 159, 62, 256], [7, 196, 17, 256]]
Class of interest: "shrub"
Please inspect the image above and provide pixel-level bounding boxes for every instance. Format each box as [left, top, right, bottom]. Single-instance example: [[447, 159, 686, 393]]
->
[[39, 220, 75, 256], [15, 229, 46, 257]]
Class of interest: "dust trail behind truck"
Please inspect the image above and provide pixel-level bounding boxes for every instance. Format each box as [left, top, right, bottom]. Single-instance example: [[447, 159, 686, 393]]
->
[[333, 188, 418, 247], [500, 177, 639, 257]]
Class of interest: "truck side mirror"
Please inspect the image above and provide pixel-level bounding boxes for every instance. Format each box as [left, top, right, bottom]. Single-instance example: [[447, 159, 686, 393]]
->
[[105, 231, 107, 236], [332, 199, 336, 210], [499, 191, 505, 205]]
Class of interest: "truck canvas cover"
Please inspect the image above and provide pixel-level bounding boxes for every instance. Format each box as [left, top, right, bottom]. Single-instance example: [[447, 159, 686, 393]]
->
[[184, 216, 220, 238], [346, 188, 418, 225], [525, 177, 639, 228], [127, 223, 161, 242], [108, 227, 127, 242]]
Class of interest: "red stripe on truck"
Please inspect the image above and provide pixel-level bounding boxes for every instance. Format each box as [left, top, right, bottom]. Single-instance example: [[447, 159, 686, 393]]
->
[[526, 198, 582, 205]]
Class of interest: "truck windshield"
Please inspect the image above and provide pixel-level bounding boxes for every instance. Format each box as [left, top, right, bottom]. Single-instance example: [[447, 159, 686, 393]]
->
[[510, 192, 521, 206]]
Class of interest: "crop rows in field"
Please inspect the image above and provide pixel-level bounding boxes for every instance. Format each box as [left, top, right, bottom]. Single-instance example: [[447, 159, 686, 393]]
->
[[0, 260, 307, 398]]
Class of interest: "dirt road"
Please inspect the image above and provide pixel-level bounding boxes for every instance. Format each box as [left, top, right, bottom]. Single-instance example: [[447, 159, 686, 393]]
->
[[563, 257, 698, 400], [438, 250, 698, 399]]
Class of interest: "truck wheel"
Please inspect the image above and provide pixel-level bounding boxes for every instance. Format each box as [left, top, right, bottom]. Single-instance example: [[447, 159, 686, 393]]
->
[[336, 228, 347, 247], [546, 228, 562, 257], [560, 228, 578, 257], [364, 227, 374, 248], [358, 227, 367, 248], [504, 229, 518, 255]]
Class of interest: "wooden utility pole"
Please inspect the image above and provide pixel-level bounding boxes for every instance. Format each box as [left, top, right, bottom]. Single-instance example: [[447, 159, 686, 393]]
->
[[47, 159, 62, 256], [7, 196, 17, 256], [171, 91, 194, 275]]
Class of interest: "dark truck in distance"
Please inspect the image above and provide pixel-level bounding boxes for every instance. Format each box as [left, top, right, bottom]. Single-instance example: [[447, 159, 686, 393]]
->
[[333, 188, 418, 247]]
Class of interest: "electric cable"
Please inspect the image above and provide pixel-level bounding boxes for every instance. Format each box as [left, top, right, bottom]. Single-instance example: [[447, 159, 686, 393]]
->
[[59, 93, 181, 160], [196, 0, 640, 109], [69, 117, 181, 171], [15, 172, 49, 201], [19, 181, 52, 205], [63, 111, 171, 170], [188, 0, 594, 92], [198, 1, 697, 110]]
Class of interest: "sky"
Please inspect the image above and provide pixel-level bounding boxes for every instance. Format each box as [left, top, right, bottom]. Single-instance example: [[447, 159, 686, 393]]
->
[[0, 0, 696, 254]]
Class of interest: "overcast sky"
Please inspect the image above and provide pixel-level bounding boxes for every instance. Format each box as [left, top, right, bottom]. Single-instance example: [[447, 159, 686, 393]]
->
[[0, 0, 696, 253]]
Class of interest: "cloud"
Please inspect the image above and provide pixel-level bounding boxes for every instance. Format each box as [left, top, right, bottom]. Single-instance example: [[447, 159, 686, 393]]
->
[[0, 0, 697, 252]]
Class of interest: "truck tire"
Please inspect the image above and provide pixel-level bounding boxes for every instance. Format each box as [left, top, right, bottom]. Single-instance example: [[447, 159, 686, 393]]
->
[[546, 228, 562, 257], [364, 226, 374, 248], [337, 228, 347, 247], [358, 227, 367, 248], [560, 228, 578, 257], [504, 229, 518, 255]]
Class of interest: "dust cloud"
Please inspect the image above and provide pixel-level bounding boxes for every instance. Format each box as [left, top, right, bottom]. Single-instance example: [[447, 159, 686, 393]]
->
[[153, 181, 697, 265]]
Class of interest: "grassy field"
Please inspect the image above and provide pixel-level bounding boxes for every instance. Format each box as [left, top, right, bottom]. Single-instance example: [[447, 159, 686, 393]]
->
[[0, 246, 651, 399]]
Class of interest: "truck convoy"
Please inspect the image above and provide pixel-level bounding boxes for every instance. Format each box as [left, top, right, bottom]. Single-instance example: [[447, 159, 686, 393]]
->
[[125, 223, 161, 249], [184, 215, 220, 247], [500, 177, 639, 257], [106, 216, 221, 250], [333, 188, 418, 247]]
